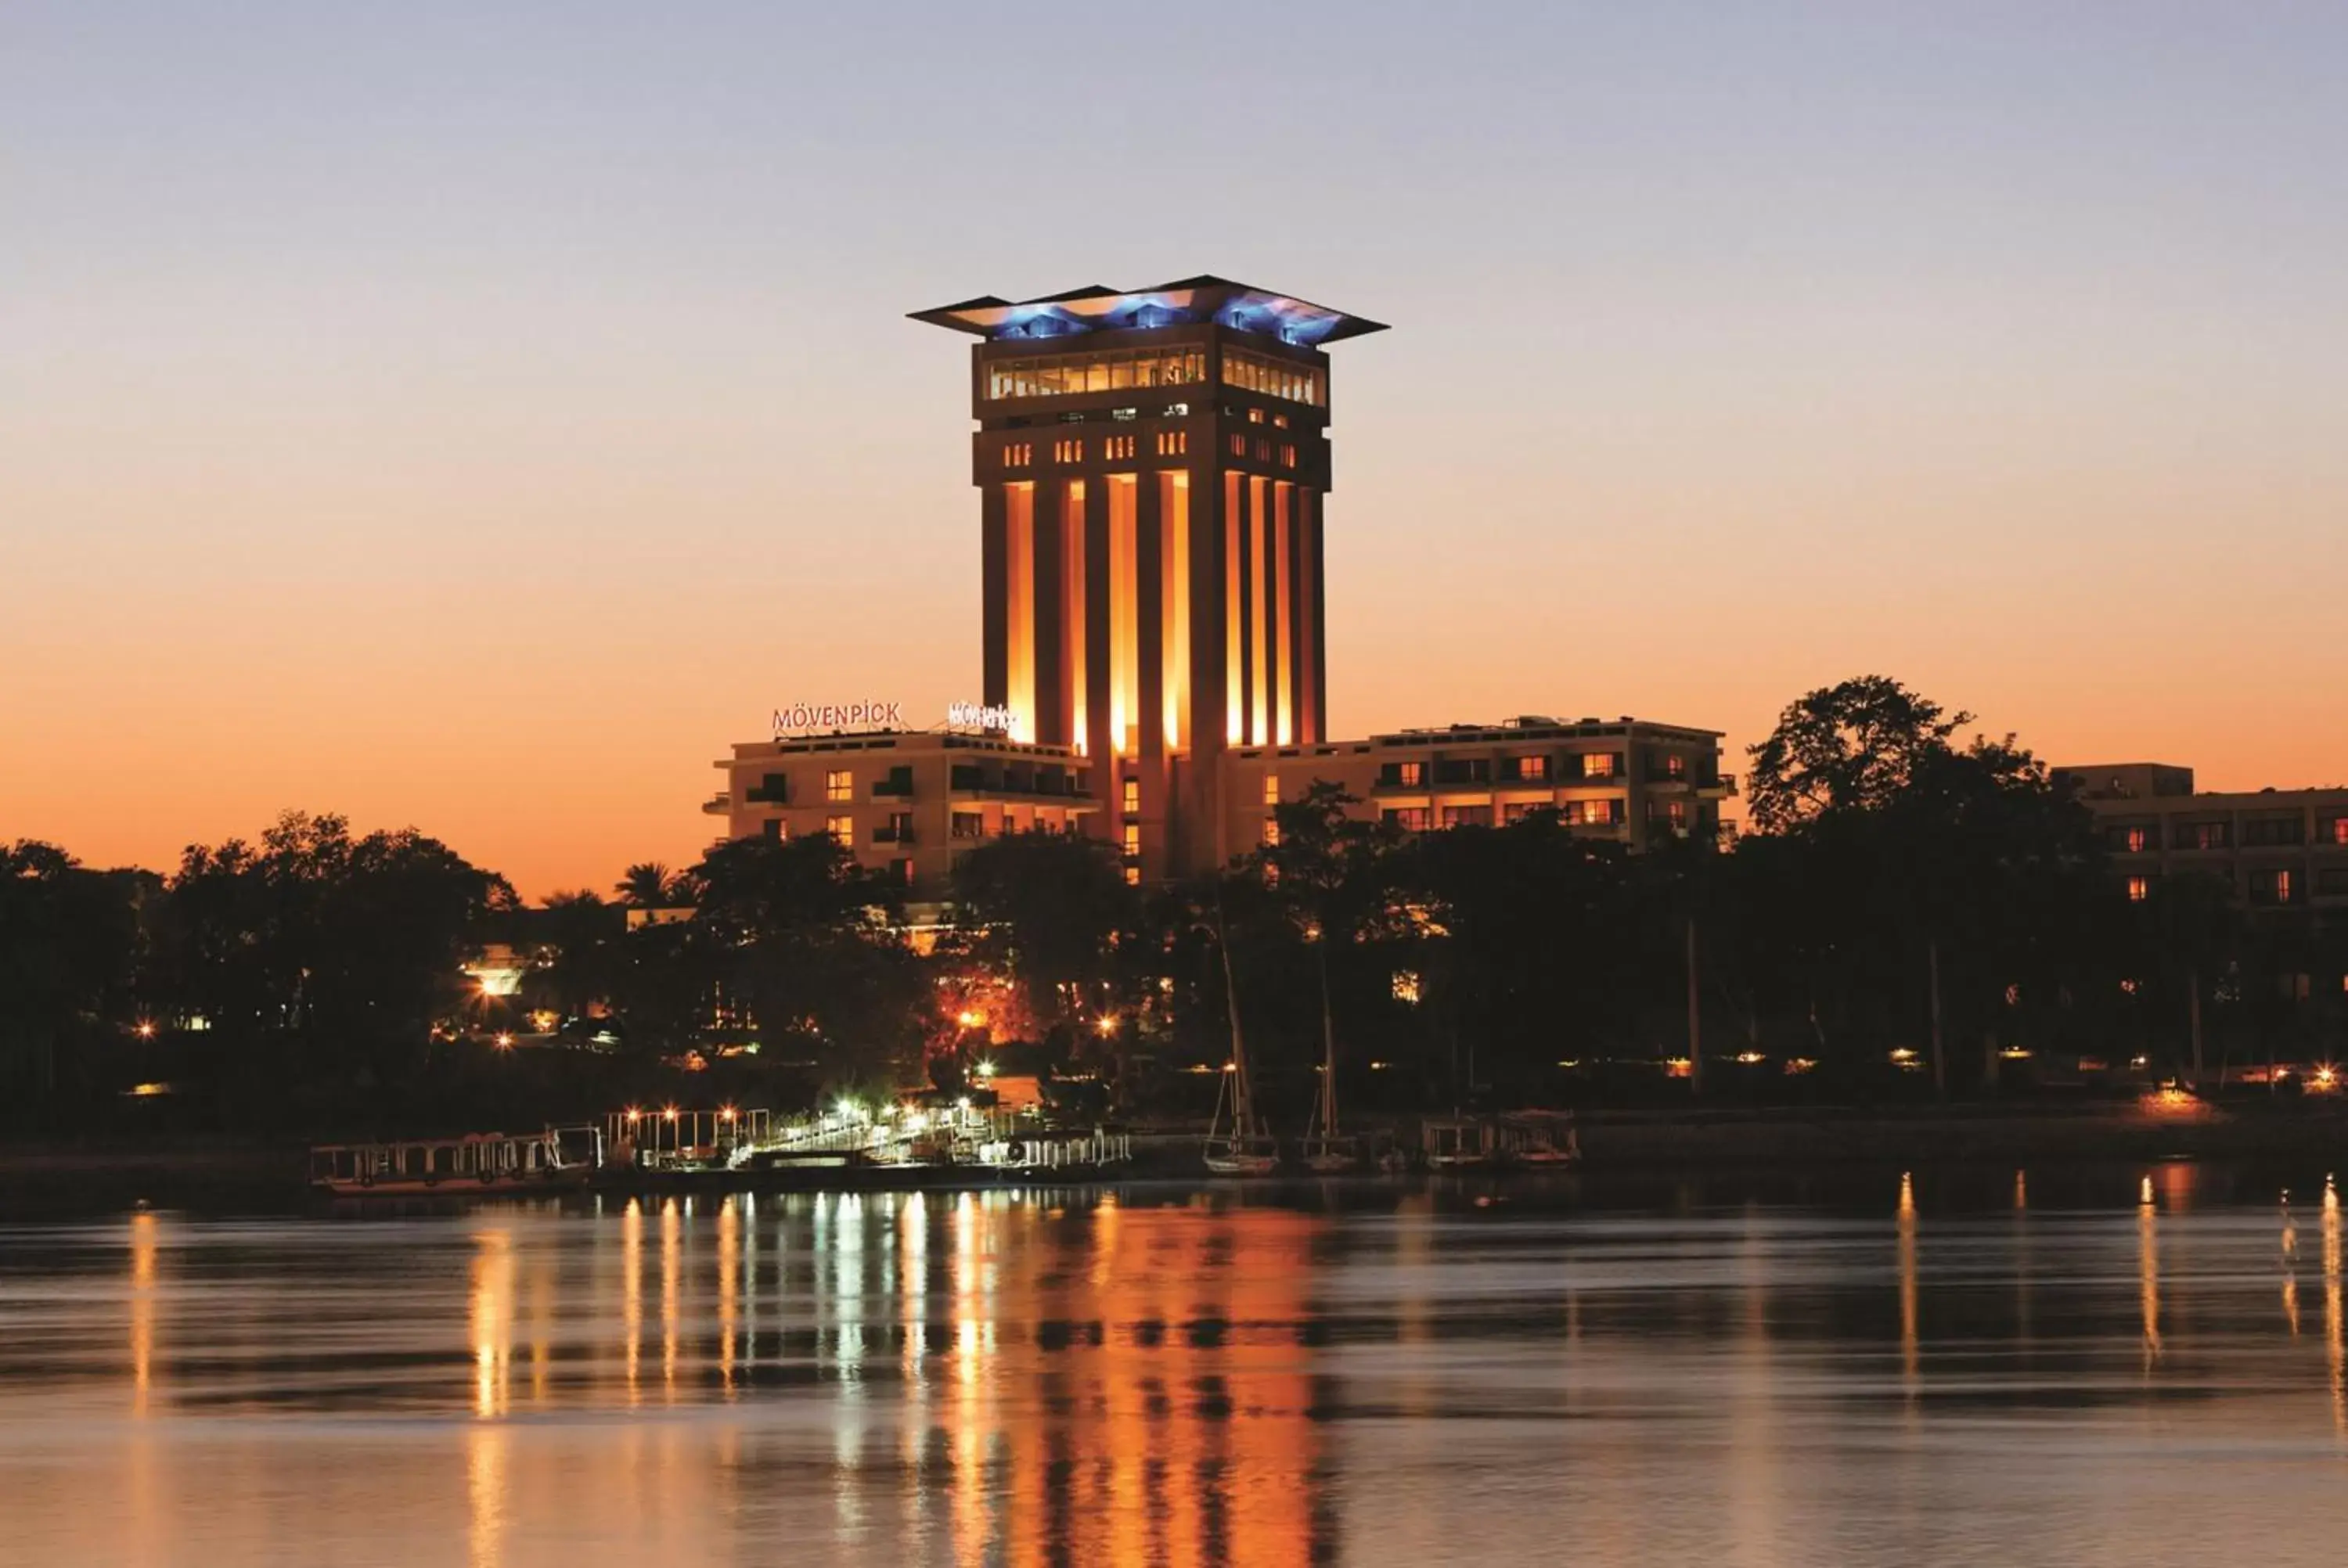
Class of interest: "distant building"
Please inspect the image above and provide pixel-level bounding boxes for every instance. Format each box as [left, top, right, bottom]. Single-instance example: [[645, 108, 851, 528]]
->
[[2054, 763, 2348, 910], [1212, 716, 1733, 864]]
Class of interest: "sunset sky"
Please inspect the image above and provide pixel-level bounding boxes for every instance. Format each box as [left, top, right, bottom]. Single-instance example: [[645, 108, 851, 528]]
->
[[7, 2, 2345, 898]]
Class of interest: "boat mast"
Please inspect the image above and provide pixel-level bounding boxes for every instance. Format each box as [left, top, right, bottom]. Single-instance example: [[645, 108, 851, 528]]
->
[[1316, 940, 1338, 1140], [1216, 905, 1257, 1138]]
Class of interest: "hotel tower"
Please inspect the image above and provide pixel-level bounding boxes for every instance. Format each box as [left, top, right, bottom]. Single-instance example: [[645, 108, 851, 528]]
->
[[707, 280, 1728, 893], [910, 276, 1388, 873]]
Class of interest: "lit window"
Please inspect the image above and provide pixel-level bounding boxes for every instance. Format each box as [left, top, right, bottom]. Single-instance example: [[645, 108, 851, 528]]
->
[[951, 811, 984, 840], [1053, 437, 1084, 463], [1668, 800, 1688, 828], [1262, 773, 1280, 805], [1280, 444, 1296, 468], [1219, 348, 1326, 407], [1230, 433, 1246, 456], [1003, 442, 1031, 468], [1262, 818, 1280, 847], [2330, 817, 2348, 846], [1155, 430, 1188, 457], [1273, 414, 1289, 430], [2124, 826, 2149, 853], [826, 769, 852, 803], [1514, 755, 1549, 782], [1104, 434, 1136, 462], [1399, 761, 1424, 789], [826, 815, 853, 847], [985, 347, 1208, 402], [1122, 824, 1140, 858], [1382, 806, 1431, 833], [1248, 408, 1265, 424], [1256, 440, 1271, 461], [1666, 754, 1687, 779], [1122, 778, 1140, 814], [1124, 865, 1140, 886], [1440, 804, 1493, 829], [1583, 753, 1618, 779], [2127, 875, 2151, 902], [1501, 802, 1543, 824]]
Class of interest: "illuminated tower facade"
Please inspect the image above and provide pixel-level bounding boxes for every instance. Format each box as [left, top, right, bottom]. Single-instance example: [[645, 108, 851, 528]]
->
[[912, 276, 1386, 876]]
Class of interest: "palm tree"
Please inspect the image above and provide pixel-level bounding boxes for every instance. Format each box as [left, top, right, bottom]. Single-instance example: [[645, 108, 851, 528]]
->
[[616, 861, 682, 908]]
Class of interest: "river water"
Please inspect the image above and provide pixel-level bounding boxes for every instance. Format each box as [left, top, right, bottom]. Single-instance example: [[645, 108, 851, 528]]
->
[[4, 1164, 2348, 1566]]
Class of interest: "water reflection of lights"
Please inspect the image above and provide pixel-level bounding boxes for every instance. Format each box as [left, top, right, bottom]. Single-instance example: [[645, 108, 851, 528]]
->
[[661, 1198, 682, 1401], [2327, 1177, 2345, 1436], [1896, 1173, 1918, 1395], [129, 1211, 159, 1418], [2138, 1181, 2163, 1367], [718, 1196, 740, 1394], [2283, 1196, 2302, 1336], [470, 1228, 514, 1419], [622, 1197, 643, 1405]]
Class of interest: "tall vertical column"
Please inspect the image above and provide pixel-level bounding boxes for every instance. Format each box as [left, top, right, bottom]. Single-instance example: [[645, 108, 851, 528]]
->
[[1223, 469, 1244, 750], [981, 482, 1008, 709], [1004, 482, 1035, 740], [1062, 480, 1089, 757], [1159, 471, 1190, 756], [1032, 478, 1067, 746], [1248, 475, 1270, 746], [1188, 461, 1230, 874], [1135, 469, 1165, 870], [1083, 476, 1112, 768], [1273, 480, 1294, 747], [1295, 485, 1318, 743], [1307, 485, 1327, 743]]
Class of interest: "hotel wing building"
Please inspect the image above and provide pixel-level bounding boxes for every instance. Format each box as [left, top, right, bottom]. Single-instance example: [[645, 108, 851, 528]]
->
[[709, 277, 1730, 890]]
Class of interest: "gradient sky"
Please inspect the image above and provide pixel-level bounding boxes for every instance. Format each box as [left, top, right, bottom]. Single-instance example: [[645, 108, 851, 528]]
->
[[7, 2, 2345, 898]]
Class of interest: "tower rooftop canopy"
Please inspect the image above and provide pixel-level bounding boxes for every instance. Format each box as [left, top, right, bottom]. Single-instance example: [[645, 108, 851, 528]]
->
[[909, 275, 1388, 347]]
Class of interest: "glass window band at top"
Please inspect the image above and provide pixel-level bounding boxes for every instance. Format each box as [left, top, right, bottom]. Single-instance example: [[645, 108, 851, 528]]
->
[[1220, 347, 1325, 407], [987, 347, 1208, 401]]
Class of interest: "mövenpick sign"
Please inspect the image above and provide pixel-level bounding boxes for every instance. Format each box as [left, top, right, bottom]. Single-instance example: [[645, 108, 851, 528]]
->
[[772, 700, 904, 735], [948, 703, 1020, 732]]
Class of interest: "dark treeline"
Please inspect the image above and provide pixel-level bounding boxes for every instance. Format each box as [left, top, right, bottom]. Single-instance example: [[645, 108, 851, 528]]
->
[[6, 676, 2344, 1139]]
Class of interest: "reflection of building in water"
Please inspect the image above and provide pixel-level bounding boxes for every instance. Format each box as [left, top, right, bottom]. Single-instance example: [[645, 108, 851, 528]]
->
[[913, 1192, 1331, 1566]]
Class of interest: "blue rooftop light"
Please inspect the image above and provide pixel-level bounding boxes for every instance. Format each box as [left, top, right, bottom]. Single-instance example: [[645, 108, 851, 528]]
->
[[911, 276, 1388, 346]]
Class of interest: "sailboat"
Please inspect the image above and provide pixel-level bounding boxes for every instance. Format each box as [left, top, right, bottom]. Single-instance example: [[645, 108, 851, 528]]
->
[[1299, 942, 1359, 1173], [1204, 909, 1280, 1176]]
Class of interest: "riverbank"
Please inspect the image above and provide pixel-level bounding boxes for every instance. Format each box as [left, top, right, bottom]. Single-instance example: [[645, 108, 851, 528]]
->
[[9, 1097, 2347, 1216]]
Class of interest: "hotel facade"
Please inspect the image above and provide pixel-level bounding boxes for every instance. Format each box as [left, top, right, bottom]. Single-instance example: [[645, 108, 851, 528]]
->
[[2054, 763, 2348, 912], [709, 278, 1730, 892]]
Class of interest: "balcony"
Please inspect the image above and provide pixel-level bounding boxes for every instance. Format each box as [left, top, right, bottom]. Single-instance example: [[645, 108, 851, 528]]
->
[[743, 784, 788, 804], [701, 793, 732, 816], [873, 827, 918, 846]]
